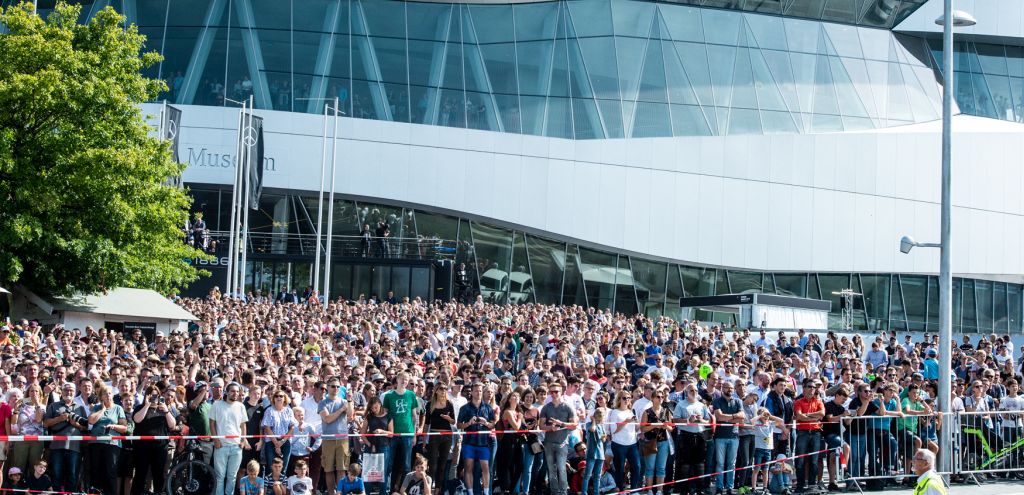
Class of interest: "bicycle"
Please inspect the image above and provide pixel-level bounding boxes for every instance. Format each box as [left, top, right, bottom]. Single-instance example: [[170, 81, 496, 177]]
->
[[165, 440, 216, 495]]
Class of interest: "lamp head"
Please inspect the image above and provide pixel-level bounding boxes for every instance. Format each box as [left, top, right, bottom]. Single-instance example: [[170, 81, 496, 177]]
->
[[900, 235, 917, 254], [935, 10, 977, 27]]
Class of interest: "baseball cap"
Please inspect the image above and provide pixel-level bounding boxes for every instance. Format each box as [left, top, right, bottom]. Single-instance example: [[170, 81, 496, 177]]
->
[[926, 349, 937, 356], [8, 467, 21, 475]]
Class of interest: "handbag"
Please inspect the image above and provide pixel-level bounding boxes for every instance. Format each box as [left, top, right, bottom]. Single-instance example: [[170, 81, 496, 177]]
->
[[363, 452, 386, 483], [641, 439, 658, 456], [530, 441, 544, 454]]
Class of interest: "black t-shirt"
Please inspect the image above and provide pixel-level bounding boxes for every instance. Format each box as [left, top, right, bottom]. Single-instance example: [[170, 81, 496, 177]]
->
[[823, 400, 846, 436], [712, 396, 743, 438], [427, 401, 455, 431], [847, 397, 880, 432]]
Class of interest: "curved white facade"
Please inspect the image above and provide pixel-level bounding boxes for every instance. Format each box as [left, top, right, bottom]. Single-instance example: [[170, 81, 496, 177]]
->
[[159, 102, 1024, 282]]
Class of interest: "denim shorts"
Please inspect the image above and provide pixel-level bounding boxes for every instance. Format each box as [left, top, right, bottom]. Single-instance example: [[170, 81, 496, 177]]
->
[[824, 433, 844, 450], [754, 448, 773, 465]]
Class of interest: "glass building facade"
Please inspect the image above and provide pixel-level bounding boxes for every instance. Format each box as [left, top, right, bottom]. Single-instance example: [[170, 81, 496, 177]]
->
[[191, 186, 1024, 333], [15, 0, 952, 137], [927, 39, 1024, 123]]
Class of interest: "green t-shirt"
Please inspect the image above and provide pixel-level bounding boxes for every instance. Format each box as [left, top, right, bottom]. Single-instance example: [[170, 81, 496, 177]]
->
[[382, 389, 418, 434], [190, 401, 211, 436], [898, 397, 922, 431]]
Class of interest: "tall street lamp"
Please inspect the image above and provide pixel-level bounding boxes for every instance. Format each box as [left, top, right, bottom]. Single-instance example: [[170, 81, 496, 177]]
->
[[900, 5, 975, 476]]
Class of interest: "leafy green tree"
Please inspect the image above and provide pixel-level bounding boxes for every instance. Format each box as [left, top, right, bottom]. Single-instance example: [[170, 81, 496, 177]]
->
[[0, 1, 207, 296]]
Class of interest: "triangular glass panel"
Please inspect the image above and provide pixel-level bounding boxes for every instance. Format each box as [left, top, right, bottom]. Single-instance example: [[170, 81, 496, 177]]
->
[[784, 18, 821, 54], [467, 4, 514, 43], [824, 24, 863, 58], [970, 72, 997, 118], [817, 24, 830, 56], [659, 4, 704, 43], [546, 96, 573, 138], [617, 37, 648, 104], [821, 0, 863, 26], [567, 38, 595, 99], [864, 59, 890, 125], [790, 51, 817, 115], [520, 95, 546, 135], [638, 38, 669, 103], [886, 62, 913, 122], [573, 98, 605, 139], [351, 35, 381, 82], [811, 112, 843, 132], [555, 2, 568, 39], [664, 41, 700, 105], [613, 0, 656, 38], [567, 0, 614, 38], [440, 42, 464, 90], [702, 9, 741, 46], [745, 15, 785, 51], [830, 56, 870, 117], [716, 107, 731, 135], [670, 104, 713, 136], [514, 2, 558, 42], [463, 44, 491, 93], [750, 48, 789, 112], [732, 46, 758, 110], [762, 49, 802, 117], [622, 100, 637, 137], [478, 43, 519, 95], [707, 44, 738, 107], [901, 63, 939, 121], [674, 41, 715, 107], [842, 115, 875, 130], [632, 102, 672, 137], [597, 99, 624, 138], [760, 110, 800, 133], [549, 39, 571, 97], [812, 54, 840, 116], [578, 38, 620, 100], [728, 108, 763, 135], [743, 0, 784, 16], [838, 57, 880, 124]]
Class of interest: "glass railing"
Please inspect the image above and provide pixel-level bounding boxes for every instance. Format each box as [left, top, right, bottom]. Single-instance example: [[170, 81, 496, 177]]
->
[[188, 230, 458, 261]]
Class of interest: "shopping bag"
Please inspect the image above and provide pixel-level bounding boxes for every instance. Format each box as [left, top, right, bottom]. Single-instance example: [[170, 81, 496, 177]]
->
[[364, 452, 386, 483]]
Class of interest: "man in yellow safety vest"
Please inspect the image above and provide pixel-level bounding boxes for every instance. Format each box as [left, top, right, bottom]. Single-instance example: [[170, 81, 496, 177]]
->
[[911, 449, 947, 495]]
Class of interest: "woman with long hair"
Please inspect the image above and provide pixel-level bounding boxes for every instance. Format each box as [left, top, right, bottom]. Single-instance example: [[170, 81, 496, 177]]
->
[[608, 391, 641, 492], [515, 387, 543, 495], [87, 384, 129, 495], [10, 383, 45, 474], [362, 396, 394, 492], [424, 382, 455, 491], [495, 391, 524, 495], [261, 388, 298, 473], [640, 389, 673, 495]]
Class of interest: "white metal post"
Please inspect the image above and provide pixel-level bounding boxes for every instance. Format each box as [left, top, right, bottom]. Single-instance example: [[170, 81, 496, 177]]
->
[[313, 102, 330, 297], [323, 97, 340, 304], [938, 0, 954, 475], [225, 103, 245, 297]]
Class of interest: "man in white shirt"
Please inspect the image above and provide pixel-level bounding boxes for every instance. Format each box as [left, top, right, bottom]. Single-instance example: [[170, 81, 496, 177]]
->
[[209, 382, 251, 495]]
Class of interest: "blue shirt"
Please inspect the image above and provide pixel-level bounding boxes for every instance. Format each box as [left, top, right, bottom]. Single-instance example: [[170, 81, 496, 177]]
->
[[923, 358, 939, 380], [337, 475, 365, 495], [457, 401, 495, 447]]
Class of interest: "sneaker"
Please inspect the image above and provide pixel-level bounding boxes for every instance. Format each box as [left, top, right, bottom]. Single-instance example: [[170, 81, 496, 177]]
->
[[827, 483, 839, 492]]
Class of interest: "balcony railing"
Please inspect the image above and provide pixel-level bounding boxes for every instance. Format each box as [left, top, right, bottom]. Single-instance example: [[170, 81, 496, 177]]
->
[[188, 230, 458, 260]]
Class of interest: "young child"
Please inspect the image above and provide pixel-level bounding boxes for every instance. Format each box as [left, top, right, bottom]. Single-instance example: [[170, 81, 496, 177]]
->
[[751, 407, 783, 494], [22, 460, 54, 492], [3, 467, 23, 491], [582, 407, 608, 495], [768, 454, 794, 495], [337, 462, 366, 495], [287, 459, 314, 495], [394, 454, 432, 495], [264, 457, 288, 495], [239, 460, 265, 495]]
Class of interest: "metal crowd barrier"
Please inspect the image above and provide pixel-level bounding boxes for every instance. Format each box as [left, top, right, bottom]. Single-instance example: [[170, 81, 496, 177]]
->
[[838, 411, 948, 488], [957, 410, 1024, 477]]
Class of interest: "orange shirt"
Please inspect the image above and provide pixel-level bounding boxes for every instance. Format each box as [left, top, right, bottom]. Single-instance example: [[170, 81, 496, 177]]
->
[[793, 396, 824, 431]]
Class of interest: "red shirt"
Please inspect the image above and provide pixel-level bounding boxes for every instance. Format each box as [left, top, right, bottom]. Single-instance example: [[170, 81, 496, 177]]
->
[[793, 396, 824, 431]]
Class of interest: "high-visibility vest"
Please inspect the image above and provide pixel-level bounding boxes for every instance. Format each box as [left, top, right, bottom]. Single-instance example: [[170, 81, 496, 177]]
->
[[913, 471, 947, 495]]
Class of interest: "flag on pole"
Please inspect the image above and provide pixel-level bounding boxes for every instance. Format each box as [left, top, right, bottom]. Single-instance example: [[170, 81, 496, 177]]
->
[[241, 114, 264, 209], [162, 104, 184, 188]]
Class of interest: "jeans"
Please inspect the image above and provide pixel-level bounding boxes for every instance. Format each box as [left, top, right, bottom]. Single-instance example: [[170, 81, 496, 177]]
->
[[263, 440, 293, 478], [375, 445, 393, 493], [50, 449, 81, 493], [611, 442, 642, 490], [644, 440, 671, 477], [544, 442, 569, 495], [714, 437, 739, 491], [581, 453, 605, 495], [849, 434, 867, 478], [391, 436, 415, 491], [517, 444, 543, 493], [736, 435, 754, 488], [214, 444, 243, 495], [795, 430, 821, 489]]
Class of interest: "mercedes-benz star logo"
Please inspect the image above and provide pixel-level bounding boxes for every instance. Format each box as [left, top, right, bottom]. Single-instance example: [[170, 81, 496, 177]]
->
[[242, 126, 258, 147], [166, 119, 178, 140]]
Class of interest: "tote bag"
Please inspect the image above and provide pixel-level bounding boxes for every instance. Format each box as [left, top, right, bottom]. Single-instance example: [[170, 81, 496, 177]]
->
[[364, 452, 386, 483]]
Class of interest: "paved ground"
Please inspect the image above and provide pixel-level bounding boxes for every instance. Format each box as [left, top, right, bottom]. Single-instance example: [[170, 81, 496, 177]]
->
[[865, 478, 1024, 494]]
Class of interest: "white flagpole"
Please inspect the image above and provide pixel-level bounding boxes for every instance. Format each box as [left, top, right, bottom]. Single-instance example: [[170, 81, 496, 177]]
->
[[323, 97, 340, 304], [313, 102, 329, 298], [239, 94, 255, 299], [225, 103, 245, 297]]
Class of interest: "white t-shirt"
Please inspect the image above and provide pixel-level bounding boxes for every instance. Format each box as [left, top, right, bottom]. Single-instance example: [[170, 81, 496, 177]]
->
[[608, 408, 637, 445], [999, 395, 1024, 429], [209, 399, 248, 445], [300, 396, 322, 433], [287, 475, 313, 495], [633, 397, 652, 420]]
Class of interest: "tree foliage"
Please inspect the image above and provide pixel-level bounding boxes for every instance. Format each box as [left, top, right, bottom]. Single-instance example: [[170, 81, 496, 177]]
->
[[0, 1, 207, 296]]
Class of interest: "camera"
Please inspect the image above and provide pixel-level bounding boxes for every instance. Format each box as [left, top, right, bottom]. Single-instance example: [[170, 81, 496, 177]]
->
[[67, 412, 87, 426]]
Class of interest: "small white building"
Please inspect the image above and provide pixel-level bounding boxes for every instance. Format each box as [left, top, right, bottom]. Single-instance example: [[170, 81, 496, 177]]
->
[[11, 286, 197, 338]]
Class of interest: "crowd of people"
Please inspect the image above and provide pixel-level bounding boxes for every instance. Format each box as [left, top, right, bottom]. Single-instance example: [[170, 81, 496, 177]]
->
[[0, 290, 1022, 495]]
